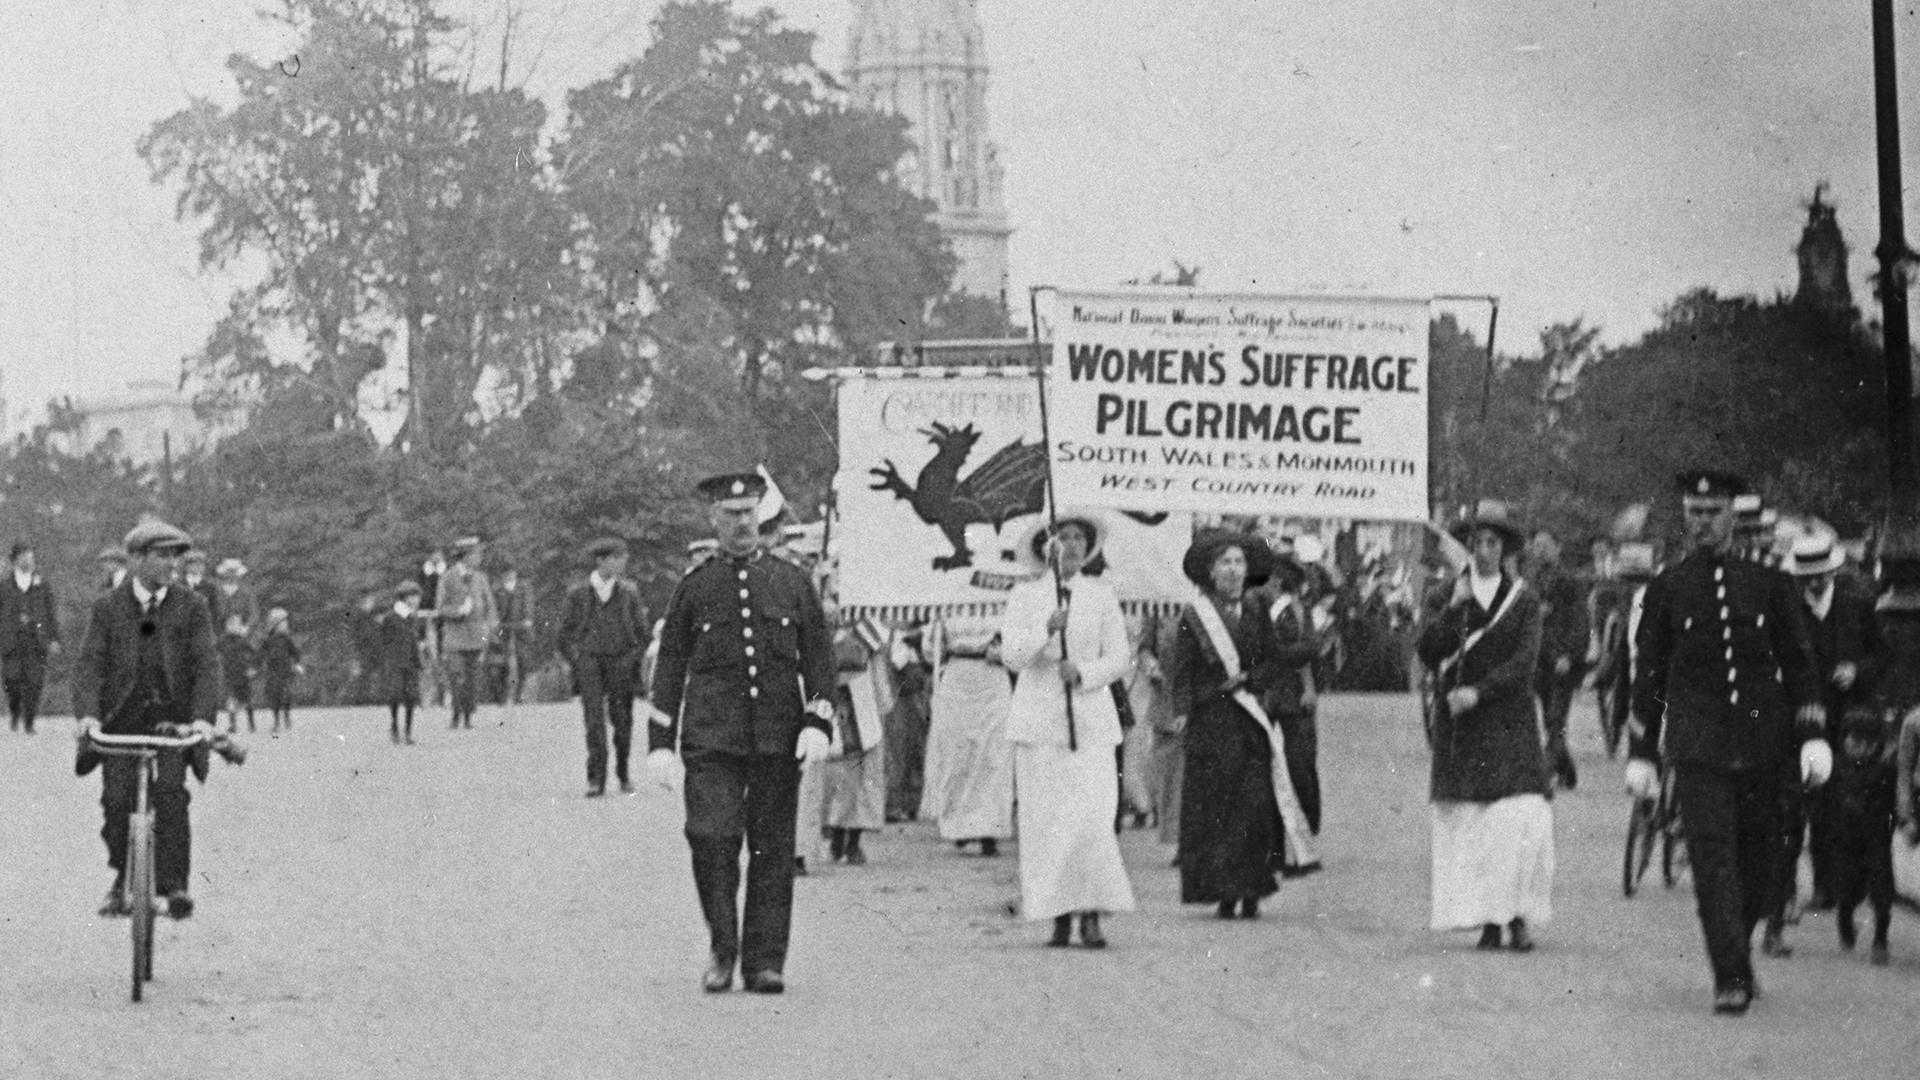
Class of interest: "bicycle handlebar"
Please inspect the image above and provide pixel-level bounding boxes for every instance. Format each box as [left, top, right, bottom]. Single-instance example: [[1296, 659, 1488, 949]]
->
[[83, 723, 247, 765]]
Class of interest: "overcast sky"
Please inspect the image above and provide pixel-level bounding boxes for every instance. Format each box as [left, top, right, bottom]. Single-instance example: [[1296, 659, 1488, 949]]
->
[[5, 0, 1919, 430]]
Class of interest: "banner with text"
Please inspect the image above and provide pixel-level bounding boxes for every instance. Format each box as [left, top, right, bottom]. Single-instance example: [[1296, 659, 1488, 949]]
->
[[833, 373, 1193, 620], [1046, 290, 1430, 521]]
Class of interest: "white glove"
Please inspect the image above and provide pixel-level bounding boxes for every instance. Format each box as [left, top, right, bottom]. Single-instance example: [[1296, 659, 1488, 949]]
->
[[645, 749, 682, 793], [1799, 739, 1833, 788], [1624, 758, 1660, 801], [795, 727, 832, 766]]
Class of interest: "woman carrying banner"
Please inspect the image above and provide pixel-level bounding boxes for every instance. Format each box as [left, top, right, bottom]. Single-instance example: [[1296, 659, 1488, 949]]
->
[[1171, 529, 1298, 918], [1001, 514, 1137, 947], [1414, 500, 1554, 952]]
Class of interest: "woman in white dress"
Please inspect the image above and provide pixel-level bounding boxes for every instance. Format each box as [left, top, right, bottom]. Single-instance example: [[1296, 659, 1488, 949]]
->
[[921, 615, 1015, 854], [1001, 514, 1137, 947]]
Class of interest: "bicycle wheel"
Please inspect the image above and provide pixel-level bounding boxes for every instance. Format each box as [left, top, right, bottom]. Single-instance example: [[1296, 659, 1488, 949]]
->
[[1623, 798, 1656, 897], [128, 811, 153, 1002]]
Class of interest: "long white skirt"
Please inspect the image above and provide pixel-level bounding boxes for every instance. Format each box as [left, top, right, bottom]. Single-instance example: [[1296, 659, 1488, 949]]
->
[[1429, 794, 1554, 931], [923, 658, 1014, 839], [1013, 743, 1137, 920], [822, 745, 887, 830]]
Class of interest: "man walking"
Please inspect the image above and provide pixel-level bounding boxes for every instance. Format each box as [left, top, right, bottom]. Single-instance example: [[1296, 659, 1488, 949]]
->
[[438, 537, 497, 729], [1529, 529, 1590, 790], [495, 565, 536, 705], [557, 538, 650, 797], [1628, 470, 1828, 1015], [1, 541, 60, 733], [646, 472, 836, 994]]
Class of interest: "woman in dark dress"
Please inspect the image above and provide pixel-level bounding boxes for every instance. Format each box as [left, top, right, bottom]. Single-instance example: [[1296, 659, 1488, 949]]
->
[[1172, 529, 1287, 919]]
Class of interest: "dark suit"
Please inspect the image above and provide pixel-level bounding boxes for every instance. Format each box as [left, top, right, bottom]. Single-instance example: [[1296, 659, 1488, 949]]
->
[[1259, 590, 1324, 835], [73, 581, 222, 895], [0, 572, 59, 731], [650, 550, 834, 976], [1531, 561, 1590, 788], [1631, 549, 1822, 995], [556, 576, 649, 789], [1798, 583, 1881, 908]]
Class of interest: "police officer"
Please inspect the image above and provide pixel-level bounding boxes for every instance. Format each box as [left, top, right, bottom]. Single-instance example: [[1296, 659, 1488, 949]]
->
[[646, 472, 835, 994], [1628, 470, 1829, 1015]]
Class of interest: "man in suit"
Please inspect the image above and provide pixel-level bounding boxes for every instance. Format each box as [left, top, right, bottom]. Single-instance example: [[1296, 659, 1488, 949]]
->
[[1529, 529, 1591, 790], [73, 520, 223, 919], [180, 550, 224, 630], [437, 537, 497, 729], [646, 472, 836, 994], [557, 538, 650, 797], [494, 565, 536, 705], [96, 546, 127, 594], [1628, 471, 1828, 1015], [1260, 552, 1326, 843], [1, 541, 60, 733]]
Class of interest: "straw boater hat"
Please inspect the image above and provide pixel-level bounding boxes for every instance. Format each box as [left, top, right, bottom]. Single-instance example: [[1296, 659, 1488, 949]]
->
[[1010, 511, 1109, 576], [1448, 498, 1525, 553], [215, 558, 248, 579], [1785, 534, 1844, 577], [1182, 528, 1276, 590], [1613, 541, 1658, 582]]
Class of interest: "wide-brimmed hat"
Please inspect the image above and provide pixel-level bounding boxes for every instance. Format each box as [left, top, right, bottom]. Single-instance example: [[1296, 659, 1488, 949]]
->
[[1448, 499, 1525, 553], [1785, 534, 1844, 577], [1183, 528, 1276, 590], [1266, 554, 1307, 593], [1010, 512, 1109, 575]]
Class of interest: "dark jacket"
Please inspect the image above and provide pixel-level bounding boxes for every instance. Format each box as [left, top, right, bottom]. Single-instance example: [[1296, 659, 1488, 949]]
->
[[0, 573, 59, 656], [1532, 561, 1590, 683], [1416, 574, 1549, 802], [1630, 549, 1822, 772], [1255, 589, 1320, 720], [555, 577, 649, 660], [1802, 584, 1882, 730], [72, 581, 222, 730], [649, 549, 834, 757]]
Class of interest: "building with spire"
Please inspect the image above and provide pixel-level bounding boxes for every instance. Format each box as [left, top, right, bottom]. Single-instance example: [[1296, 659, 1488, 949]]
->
[[847, 0, 1012, 309], [1794, 183, 1852, 316]]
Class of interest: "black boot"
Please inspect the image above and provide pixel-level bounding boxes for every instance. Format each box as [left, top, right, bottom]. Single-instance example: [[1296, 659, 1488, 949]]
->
[[1048, 914, 1072, 947], [828, 828, 846, 862], [978, 838, 998, 858], [1476, 924, 1502, 950], [1078, 912, 1107, 948], [844, 830, 867, 865]]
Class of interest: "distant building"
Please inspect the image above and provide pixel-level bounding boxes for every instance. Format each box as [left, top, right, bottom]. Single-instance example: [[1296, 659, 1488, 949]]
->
[[54, 379, 221, 464], [847, 0, 1013, 309], [1795, 183, 1852, 315]]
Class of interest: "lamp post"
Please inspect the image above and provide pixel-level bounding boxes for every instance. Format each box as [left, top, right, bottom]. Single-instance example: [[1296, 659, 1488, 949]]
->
[[1872, 0, 1918, 527]]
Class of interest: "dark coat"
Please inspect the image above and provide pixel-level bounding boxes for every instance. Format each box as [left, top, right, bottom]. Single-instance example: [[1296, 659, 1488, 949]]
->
[[1532, 561, 1590, 684], [648, 549, 834, 757], [72, 581, 222, 730], [1416, 574, 1549, 802], [0, 573, 59, 657], [1255, 589, 1321, 720], [1630, 550, 1822, 772], [1171, 594, 1285, 904], [1802, 585, 1882, 729], [370, 611, 421, 703], [555, 578, 649, 660]]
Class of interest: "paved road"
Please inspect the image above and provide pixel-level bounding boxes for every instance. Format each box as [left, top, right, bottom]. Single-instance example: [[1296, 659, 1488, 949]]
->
[[3, 694, 1914, 1080]]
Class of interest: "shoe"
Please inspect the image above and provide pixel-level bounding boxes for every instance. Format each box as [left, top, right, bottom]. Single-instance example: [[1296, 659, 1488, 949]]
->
[[1838, 914, 1858, 950], [1048, 914, 1072, 947], [1507, 918, 1535, 953], [1280, 860, 1324, 880], [165, 890, 195, 920], [1079, 912, 1107, 948], [1712, 985, 1752, 1015], [702, 954, 734, 993], [845, 843, 867, 866], [97, 878, 128, 918], [1760, 929, 1792, 958], [794, 856, 808, 876], [828, 829, 846, 862], [1239, 897, 1259, 920], [978, 838, 999, 857], [585, 784, 606, 798], [743, 970, 785, 994], [1476, 924, 1503, 950], [1871, 942, 1890, 967], [1217, 900, 1237, 920], [619, 780, 635, 794]]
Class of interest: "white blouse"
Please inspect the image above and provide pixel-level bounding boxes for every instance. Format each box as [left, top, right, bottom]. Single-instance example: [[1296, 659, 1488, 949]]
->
[[999, 573, 1132, 749]]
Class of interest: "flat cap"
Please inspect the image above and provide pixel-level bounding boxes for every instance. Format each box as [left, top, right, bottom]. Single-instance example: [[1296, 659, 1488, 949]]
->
[[585, 536, 629, 560], [686, 538, 719, 556], [449, 535, 483, 554], [394, 579, 423, 599], [97, 545, 127, 564], [123, 518, 193, 555]]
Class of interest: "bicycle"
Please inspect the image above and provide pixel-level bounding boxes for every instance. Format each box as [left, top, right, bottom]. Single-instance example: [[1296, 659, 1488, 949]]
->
[[85, 723, 244, 1002], [1622, 762, 1684, 897]]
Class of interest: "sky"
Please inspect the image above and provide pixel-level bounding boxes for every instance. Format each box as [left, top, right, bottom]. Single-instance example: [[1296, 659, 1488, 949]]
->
[[5, 0, 1920, 433]]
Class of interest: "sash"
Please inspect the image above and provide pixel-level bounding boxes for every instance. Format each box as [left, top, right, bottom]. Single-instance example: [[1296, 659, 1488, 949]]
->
[[1437, 575, 1526, 685], [1187, 597, 1320, 871]]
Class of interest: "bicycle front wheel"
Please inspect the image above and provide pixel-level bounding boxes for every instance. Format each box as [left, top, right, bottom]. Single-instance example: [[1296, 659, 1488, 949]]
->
[[129, 812, 154, 1001]]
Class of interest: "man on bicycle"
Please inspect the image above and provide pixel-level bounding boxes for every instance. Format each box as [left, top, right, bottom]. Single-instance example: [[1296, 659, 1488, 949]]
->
[[73, 519, 223, 919]]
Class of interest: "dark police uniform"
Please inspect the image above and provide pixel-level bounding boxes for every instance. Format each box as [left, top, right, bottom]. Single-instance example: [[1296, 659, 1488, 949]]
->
[[1631, 527, 1821, 1001], [0, 562, 59, 732], [650, 538, 834, 985]]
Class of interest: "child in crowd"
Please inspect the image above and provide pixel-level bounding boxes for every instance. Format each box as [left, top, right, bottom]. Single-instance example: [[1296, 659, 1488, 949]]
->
[[218, 613, 256, 733], [375, 582, 424, 744], [259, 608, 303, 734], [1827, 708, 1899, 965]]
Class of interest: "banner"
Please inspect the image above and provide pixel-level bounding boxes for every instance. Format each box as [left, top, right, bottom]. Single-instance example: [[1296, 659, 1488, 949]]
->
[[1046, 289, 1430, 522], [833, 372, 1192, 620]]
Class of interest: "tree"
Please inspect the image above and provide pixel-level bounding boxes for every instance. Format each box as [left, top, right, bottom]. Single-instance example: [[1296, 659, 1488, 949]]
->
[[561, 0, 956, 495]]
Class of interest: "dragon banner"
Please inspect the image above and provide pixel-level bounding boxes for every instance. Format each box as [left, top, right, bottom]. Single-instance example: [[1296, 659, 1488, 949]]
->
[[1045, 289, 1431, 522], [833, 372, 1194, 621]]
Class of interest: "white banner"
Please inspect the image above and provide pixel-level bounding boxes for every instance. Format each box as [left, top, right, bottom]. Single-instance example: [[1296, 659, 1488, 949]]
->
[[833, 373, 1193, 619], [1046, 289, 1431, 521]]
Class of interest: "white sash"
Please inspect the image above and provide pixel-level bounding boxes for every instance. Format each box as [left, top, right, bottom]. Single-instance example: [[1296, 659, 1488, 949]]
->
[[1188, 597, 1320, 870], [1438, 575, 1527, 684]]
